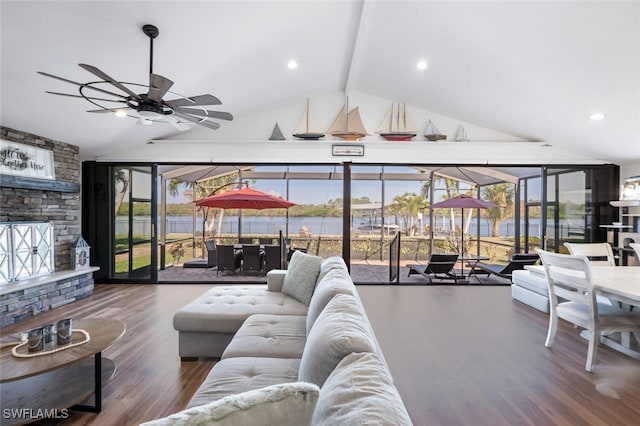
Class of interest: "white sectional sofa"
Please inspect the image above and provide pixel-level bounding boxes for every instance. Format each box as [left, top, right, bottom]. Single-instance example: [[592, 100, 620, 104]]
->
[[511, 266, 551, 313], [145, 253, 412, 425]]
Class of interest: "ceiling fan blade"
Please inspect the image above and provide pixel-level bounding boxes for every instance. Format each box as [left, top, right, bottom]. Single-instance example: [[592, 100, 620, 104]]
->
[[38, 71, 128, 99], [87, 107, 131, 113], [79, 63, 142, 100], [45, 91, 128, 103], [148, 74, 174, 102], [175, 108, 233, 121], [165, 94, 222, 108], [173, 111, 221, 130], [163, 114, 191, 131]]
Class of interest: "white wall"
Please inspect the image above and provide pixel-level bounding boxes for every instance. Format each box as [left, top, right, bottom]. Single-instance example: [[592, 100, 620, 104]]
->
[[97, 90, 607, 165], [621, 161, 640, 182]]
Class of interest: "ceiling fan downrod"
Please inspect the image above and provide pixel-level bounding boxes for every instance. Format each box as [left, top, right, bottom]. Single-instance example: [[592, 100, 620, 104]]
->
[[142, 24, 159, 75]]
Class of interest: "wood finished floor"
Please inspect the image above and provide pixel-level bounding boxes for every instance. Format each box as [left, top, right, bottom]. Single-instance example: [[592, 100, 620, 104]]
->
[[2, 284, 640, 425]]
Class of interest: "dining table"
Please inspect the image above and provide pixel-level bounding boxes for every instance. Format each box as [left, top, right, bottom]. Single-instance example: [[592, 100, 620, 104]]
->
[[590, 266, 640, 360]]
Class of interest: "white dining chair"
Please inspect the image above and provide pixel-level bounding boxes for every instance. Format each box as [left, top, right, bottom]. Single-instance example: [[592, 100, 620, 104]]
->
[[563, 242, 616, 266], [536, 249, 640, 372], [630, 243, 640, 264]]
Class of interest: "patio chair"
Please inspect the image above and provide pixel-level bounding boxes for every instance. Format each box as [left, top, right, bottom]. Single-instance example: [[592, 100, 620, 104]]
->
[[563, 242, 616, 266], [287, 241, 311, 263], [239, 237, 254, 245], [471, 253, 539, 280], [216, 245, 240, 275], [536, 249, 640, 371], [205, 240, 217, 269], [263, 244, 282, 273], [407, 254, 459, 284], [259, 237, 274, 245], [241, 244, 263, 274]]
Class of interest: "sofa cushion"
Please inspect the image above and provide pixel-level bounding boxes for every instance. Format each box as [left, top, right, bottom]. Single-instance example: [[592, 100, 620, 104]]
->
[[312, 352, 412, 426], [298, 294, 375, 387], [282, 251, 323, 306], [316, 256, 348, 284], [173, 286, 308, 334], [512, 269, 548, 296], [141, 382, 319, 426], [187, 357, 301, 409], [221, 314, 307, 360], [306, 268, 356, 334]]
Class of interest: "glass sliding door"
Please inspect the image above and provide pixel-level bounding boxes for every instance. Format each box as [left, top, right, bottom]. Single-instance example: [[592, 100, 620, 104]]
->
[[113, 166, 157, 281]]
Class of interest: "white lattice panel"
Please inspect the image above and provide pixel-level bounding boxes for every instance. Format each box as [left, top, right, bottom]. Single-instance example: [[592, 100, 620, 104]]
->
[[0, 222, 55, 283], [0, 225, 11, 284]]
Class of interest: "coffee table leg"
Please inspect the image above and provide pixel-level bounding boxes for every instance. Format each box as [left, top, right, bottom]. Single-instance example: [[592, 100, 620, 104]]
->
[[70, 352, 102, 413]]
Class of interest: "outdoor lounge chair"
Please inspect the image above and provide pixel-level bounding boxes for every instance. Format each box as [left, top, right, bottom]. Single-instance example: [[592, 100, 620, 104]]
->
[[471, 253, 539, 279], [407, 254, 460, 283], [631, 243, 640, 263]]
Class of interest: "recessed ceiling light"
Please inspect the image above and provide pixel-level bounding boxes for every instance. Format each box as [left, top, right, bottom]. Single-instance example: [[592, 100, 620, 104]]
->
[[416, 60, 428, 70], [114, 110, 127, 117], [287, 60, 298, 70], [590, 112, 605, 120]]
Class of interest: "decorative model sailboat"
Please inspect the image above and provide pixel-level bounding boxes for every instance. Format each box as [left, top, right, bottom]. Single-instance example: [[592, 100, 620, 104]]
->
[[293, 99, 325, 140], [424, 119, 446, 141], [327, 97, 367, 141], [376, 103, 417, 141], [454, 126, 469, 141], [269, 122, 285, 140]]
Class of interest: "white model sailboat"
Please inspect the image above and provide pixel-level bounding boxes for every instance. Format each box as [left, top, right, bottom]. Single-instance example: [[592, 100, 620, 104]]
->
[[293, 99, 325, 140], [424, 119, 446, 141], [376, 103, 417, 141], [327, 97, 367, 141]]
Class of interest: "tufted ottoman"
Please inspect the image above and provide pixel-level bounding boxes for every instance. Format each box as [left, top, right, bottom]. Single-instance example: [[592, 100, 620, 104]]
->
[[173, 285, 308, 359]]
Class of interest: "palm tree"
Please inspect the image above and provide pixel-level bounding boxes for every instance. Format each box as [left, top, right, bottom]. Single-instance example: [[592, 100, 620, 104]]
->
[[421, 176, 460, 232], [481, 183, 515, 237], [114, 168, 129, 215], [389, 192, 428, 236], [168, 173, 241, 240]]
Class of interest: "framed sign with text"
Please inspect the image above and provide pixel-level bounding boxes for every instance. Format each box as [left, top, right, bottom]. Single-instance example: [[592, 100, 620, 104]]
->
[[0, 140, 55, 180], [332, 144, 365, 157]]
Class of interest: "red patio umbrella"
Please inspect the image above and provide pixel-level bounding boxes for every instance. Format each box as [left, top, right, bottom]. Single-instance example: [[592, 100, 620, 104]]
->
[[428, 194, 500, 259], [195, 187, 296, 210]]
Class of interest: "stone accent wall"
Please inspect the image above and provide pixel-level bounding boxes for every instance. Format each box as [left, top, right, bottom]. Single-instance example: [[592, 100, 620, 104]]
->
[[0, 126, 81, 270], [0, 271, 95, 326], [0, 126, 92, 325]]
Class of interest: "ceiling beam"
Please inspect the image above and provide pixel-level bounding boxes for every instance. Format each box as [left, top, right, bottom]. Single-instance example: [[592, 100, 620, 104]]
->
[[344, 0, 369, 94]]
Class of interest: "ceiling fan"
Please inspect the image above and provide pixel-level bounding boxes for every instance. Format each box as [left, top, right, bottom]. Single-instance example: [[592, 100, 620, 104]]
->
[[37, 24, 233, 131]]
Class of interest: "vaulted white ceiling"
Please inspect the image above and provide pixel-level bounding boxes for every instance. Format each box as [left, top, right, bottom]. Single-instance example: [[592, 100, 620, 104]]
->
[[1, 1, 639, 165]]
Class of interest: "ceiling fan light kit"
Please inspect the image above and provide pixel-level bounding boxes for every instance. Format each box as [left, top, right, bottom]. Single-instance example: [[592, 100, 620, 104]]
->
[[38, 24, 232, 131]]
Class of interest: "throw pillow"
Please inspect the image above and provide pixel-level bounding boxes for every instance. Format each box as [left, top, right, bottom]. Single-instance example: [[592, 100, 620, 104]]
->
[[312, 352, 412, 426], [139, 382, 320, 426], [298, 293, 375, 387], [282, 250, 323, 306]]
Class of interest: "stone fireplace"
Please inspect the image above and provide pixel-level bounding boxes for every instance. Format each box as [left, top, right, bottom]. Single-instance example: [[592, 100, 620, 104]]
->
[[0, 126, 95, 325]]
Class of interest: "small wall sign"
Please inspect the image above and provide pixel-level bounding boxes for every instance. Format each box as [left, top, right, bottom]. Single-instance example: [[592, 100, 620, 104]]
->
[[332, 144, 365, 157], [0, 140, 55, 180]]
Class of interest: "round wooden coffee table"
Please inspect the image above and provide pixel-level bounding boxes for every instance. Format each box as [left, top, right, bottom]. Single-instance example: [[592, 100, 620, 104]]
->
[[0, 318, 125, 425]]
